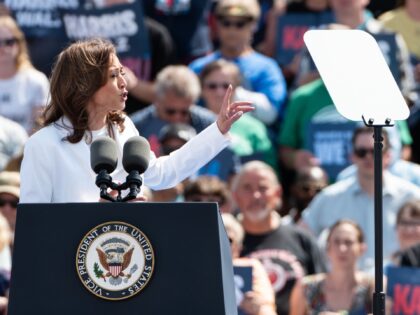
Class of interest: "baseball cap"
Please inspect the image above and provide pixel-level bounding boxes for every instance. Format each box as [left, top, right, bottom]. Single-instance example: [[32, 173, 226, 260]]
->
[[0, 171, 20, 198], [215, 0, 261, 20]]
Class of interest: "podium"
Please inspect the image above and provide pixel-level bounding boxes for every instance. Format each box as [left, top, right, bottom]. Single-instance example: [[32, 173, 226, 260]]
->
[[8, 202, 237, 315]]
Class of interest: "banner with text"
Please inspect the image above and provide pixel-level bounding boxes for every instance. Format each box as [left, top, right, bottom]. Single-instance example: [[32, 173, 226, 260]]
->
[[305, 105, 357, 181], [61, 1, 151, 80], [387, 266, 420, 315], [275, 12, 334, 66]]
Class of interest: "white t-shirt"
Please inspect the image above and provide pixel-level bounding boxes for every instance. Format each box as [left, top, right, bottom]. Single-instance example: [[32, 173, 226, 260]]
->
[[20, 116, 230, 203], [0, 68, 49, 132]]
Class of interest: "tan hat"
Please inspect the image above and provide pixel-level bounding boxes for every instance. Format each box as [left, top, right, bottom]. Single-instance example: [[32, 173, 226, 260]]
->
[[0, 171, 20, 198], [216, 0, 261, 20]]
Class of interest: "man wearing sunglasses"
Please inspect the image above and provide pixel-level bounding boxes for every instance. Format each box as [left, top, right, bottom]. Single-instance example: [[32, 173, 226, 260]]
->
[[189, 0, 287, 128], [300, 126, 420, 272], [130, 65, 240, 181], [131, 65, 216, 153]]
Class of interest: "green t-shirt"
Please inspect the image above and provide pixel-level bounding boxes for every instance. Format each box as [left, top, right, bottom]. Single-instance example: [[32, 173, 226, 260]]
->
[[278, 79, 333, 148], [231, 114, 277, 168]]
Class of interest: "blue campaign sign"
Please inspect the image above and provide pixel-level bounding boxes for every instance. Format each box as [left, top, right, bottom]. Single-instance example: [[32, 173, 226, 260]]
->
[[305, 106, 357, 181], [1, 0, 76, 37], [1, 0, 77, 75], [386, 266, 420, 315], [60, 1, 151, 80], [234, 266, 253, 315], [2, 0, 152, 78], [275, 12, 334, 66], [371, 33, 400, 87]]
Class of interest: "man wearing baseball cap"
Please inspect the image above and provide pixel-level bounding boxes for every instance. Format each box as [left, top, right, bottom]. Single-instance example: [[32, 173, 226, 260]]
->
[[189, 0, 287, 127]]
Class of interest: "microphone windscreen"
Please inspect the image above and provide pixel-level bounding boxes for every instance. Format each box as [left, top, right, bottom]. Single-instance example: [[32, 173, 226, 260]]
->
[[90, 136, 118, 174], [123, 136, 150, 174]]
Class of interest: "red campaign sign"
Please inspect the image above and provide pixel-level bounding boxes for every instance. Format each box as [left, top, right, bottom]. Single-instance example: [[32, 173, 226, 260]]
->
[[282, 25, 309, 51], [393, 284, 420, 315], [387, 266, 420, 315], [274, 12, 334, 65]]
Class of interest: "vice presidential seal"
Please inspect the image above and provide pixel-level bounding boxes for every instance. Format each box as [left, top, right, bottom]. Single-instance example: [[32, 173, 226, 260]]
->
[[76, 222, 154, 300]]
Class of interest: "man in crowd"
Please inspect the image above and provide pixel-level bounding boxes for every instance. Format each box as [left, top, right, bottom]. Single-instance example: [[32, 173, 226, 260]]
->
[[130, 65, 216, 154], [189, 0, 287, 126], [231, 161, 326, 315], [300, 126, 420, 271], [130, 68, 239, 181]]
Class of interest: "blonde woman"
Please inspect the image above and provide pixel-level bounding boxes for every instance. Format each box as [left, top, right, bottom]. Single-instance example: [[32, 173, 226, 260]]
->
[[0, 15, 49, 133]]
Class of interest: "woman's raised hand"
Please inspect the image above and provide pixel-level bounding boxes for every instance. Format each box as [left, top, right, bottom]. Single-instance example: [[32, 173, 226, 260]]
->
[[216, 85, 254, 134]]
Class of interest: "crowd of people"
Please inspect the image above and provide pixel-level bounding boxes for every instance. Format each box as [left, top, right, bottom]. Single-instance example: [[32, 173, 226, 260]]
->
[[1, 0, 420, 314]]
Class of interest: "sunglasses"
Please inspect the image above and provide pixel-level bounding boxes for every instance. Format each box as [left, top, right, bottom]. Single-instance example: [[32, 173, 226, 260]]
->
[[0, 38, 18, 48], [218, 18, 251, 29], [0, 199, 18, 208], [204, 82, 230, 90], [299, 184, 324, 194], [164, 108, 189, 117], [353, 147, 375, 158]]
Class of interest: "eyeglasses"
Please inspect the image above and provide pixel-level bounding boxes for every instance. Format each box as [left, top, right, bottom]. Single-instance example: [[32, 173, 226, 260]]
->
[[164, 108, 189, 117], [204, 82, 230, 90], [397, 220, 420, 228], [217, 18, 252, 29], [353, 147, 375, 158], [0, 38, 18, 48], [0, 199, 18, 208]]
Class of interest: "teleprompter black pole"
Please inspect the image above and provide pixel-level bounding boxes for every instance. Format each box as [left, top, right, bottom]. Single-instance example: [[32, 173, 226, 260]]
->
[[372, 125, 385, 315], [363, 116, 393, 315]]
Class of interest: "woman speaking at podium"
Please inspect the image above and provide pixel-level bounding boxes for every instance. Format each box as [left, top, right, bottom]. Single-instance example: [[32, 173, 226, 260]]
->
[[19, 38, 253, 203]]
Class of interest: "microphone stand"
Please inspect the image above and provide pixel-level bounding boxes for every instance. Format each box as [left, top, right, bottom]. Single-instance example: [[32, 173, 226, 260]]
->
[[121, 171, 143, 202], [95, 170, 143, 202]]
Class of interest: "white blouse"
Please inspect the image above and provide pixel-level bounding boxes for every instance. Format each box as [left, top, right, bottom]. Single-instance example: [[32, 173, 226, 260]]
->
[[20, 117, 229, 203]]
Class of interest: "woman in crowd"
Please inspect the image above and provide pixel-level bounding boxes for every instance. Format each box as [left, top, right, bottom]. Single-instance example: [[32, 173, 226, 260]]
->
[[392, 199, 420, 261], [199, 59, 277, 169], [289, 220, 374, 315], [20, 38, 253, 203], [0, 15, 49, 134]]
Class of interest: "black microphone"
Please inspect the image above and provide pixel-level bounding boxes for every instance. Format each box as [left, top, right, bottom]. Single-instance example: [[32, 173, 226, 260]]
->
[[122, 136, 150, 201], [90, 136, 118, 201]]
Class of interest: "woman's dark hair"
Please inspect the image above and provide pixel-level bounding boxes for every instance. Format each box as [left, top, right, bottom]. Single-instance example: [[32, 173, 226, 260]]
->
[[199, 59, 242, 88], [327, 219, 365, 244], [43, 38, 125, 143], [396, 199, 420, 225]]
